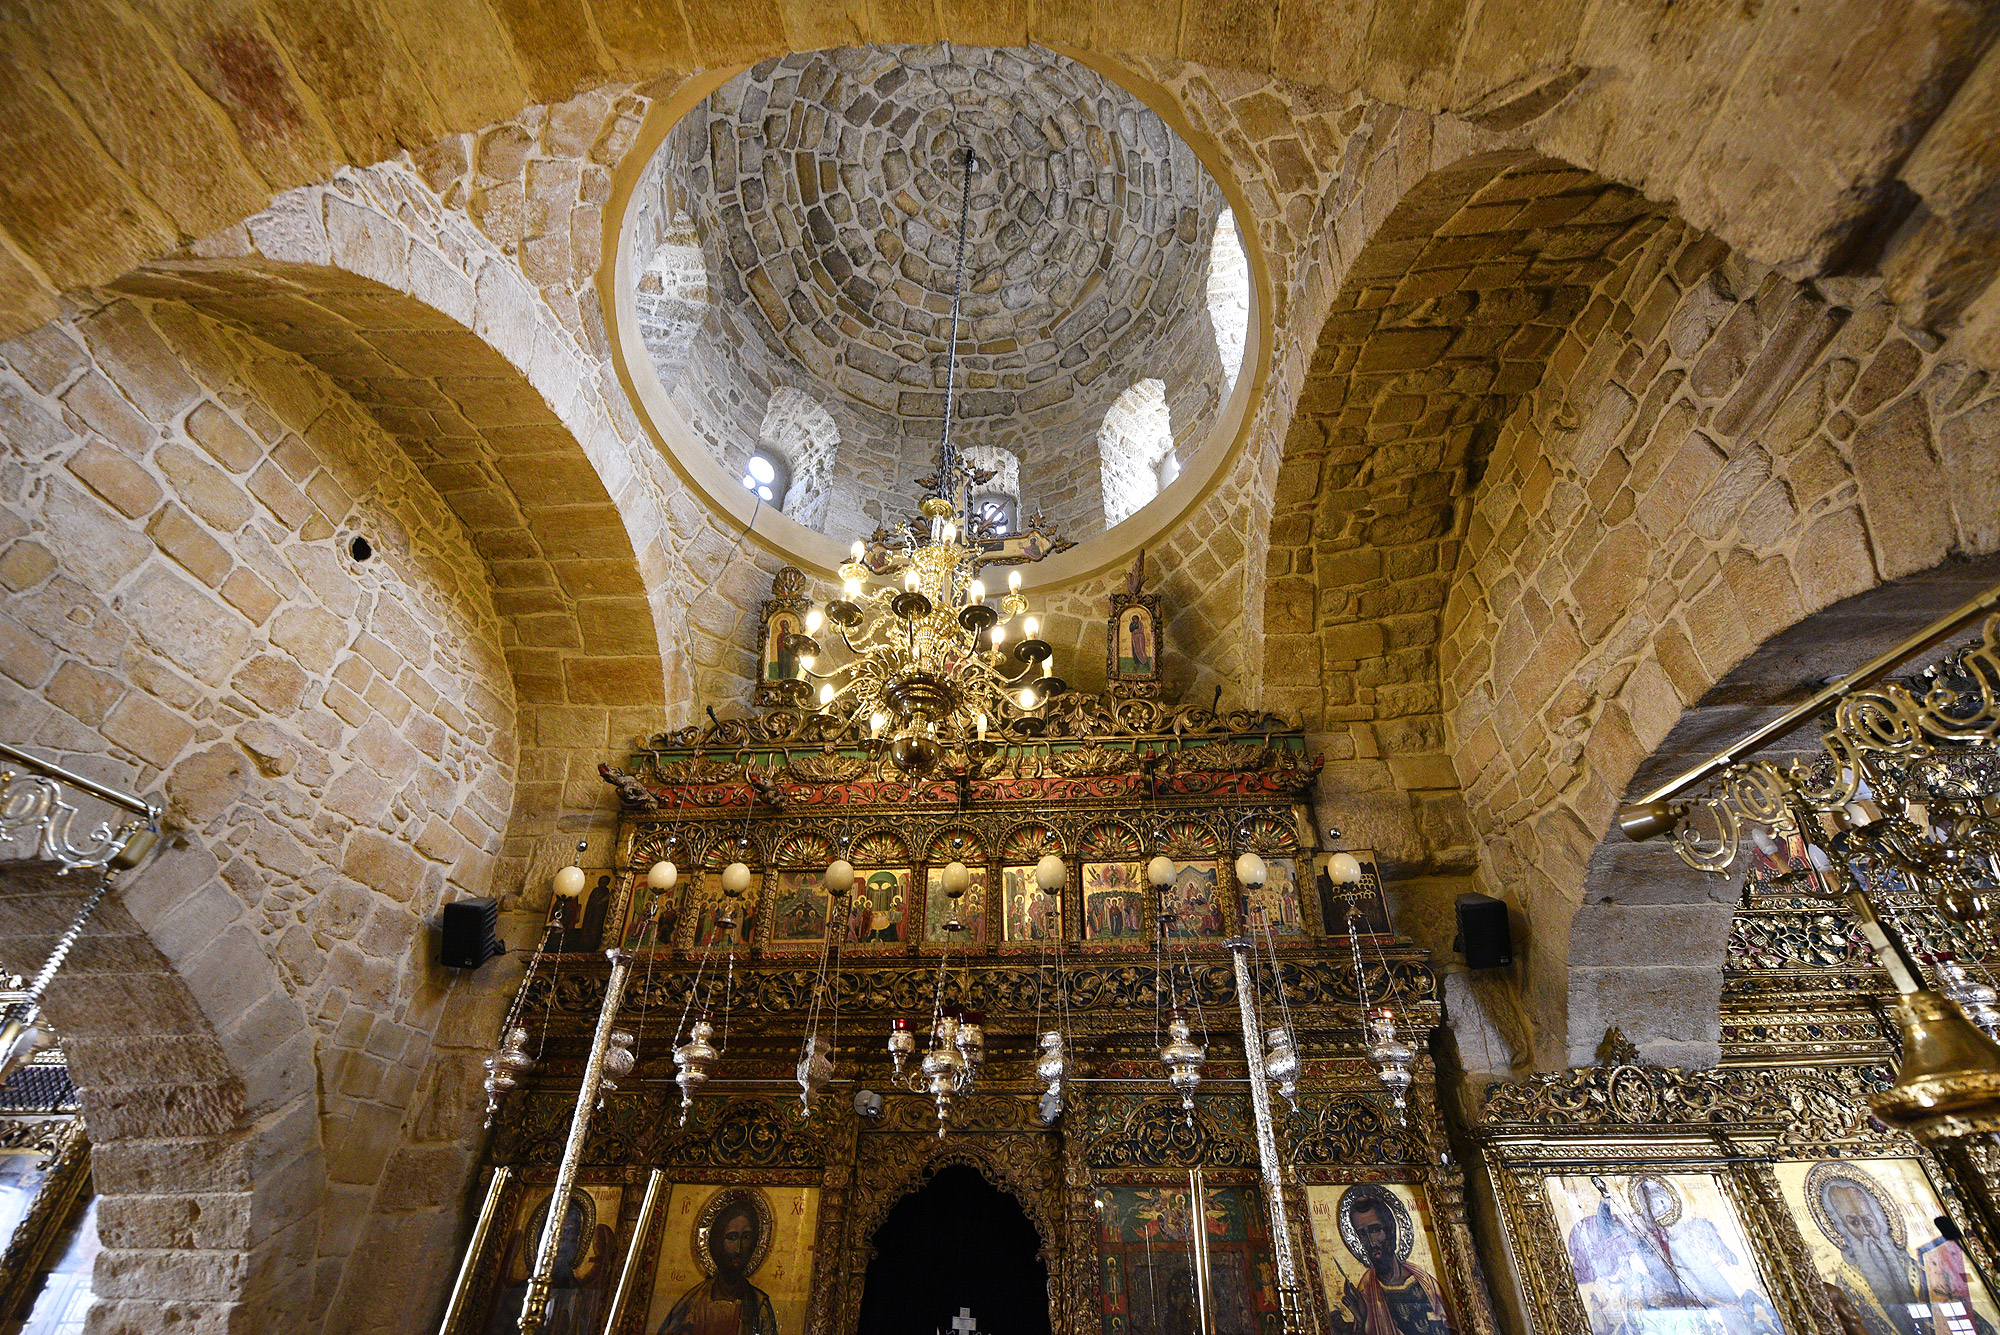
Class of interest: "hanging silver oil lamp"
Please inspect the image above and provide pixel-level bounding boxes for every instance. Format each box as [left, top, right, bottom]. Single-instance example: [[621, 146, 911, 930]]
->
[[673, 1019, 719, 1125], [1262, 1026, 1301, 1110], [1159, 1009, 1206, 1124]]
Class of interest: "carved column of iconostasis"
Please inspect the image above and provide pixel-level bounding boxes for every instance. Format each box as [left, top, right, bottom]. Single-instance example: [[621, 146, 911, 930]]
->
[[446, 691, 1510, 1335], [1467, 840, 2000, 1335]]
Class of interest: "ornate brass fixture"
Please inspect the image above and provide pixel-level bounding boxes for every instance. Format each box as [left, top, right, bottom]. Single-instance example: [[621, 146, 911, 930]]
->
[[781, 147, 1065, 772], [1612, 587, 2000, 1142]]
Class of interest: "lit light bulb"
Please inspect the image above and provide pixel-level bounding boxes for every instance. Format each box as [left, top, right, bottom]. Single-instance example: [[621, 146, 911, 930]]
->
[[975, 712, 988, 741], [942, 521, 956, 542], [870, 712, 887, 737], [818, 683, 835, 706], [843, 576, 861, 598], [1008, 570, 1021, 591], [1023, 616, 1039, 638], [800, 654, 816, 671], [967, 579, 985, 603], [1041, 657, 1052, 678], [991, 625, 1006, 647], [805, 607, 823, 633], [1019, 688, 1038, 710], [905, 568, 919, 591]]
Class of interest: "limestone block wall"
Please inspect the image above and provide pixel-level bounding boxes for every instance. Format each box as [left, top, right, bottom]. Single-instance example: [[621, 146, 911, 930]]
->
[[0, 297, 521, 1329], [1438, 222, 2000, 1067], [2, 0, 1994, 372]]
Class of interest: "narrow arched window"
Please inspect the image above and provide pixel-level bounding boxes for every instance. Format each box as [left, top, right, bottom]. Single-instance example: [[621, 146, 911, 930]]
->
[[1097, 380, 1174, 528], [962, 445, 1022, 537], [1206, 211, 1249, 398], [757, 389, 840, 529], [742, 451, 788, 506]]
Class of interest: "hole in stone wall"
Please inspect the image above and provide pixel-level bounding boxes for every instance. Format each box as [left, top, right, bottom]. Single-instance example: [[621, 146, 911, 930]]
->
[[347, 535, 373, 562]]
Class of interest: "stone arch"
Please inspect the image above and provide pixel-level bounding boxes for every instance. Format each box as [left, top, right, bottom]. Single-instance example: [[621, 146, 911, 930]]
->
[[756, 389, 840, 530], [0, 858, 316, 1332], [1433, 210, 2000, 1070], [1566, 554, 2000, 1069], [1263, 149, 1667, 863], [1, 5, 1992, 370], [127, 223, 671, 732], [1099, 380, 1176, 529], [0, 288, 529, 1332]]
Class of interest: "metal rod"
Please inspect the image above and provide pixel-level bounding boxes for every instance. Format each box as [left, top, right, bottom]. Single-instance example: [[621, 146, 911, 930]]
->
[[1226, 937, 1309, 1333], [1188, 1164, 1214, 1335], [1620, 581, 2000, 826], [436, 1166, 512, 1335], [602, 1168, 666, 1334], [519, 948, 635, 1335], [0, 741, 160, 818]]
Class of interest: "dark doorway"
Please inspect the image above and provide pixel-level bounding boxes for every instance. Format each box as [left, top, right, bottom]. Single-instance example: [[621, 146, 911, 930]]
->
[[857, 1164, 1052, 1335]]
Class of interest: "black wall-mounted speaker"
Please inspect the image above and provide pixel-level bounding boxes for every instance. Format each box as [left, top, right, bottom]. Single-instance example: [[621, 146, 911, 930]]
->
[[441, 896, 504, 969], [1453, 893, 1513, 969]]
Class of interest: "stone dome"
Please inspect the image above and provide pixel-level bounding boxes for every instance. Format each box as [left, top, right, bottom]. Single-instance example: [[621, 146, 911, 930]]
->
[[628, 45, 1239, 544]]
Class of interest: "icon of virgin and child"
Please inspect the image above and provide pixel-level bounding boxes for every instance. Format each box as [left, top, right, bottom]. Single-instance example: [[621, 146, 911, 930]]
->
[[657, 1191, 779, 1335]]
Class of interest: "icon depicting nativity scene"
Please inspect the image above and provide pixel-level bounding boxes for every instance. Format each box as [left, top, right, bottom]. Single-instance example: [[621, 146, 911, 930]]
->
[[4, 13, 2000, 1335]]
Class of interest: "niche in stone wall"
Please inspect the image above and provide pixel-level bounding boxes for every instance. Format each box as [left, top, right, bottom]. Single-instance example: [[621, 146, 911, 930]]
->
[[1098, 380, 1175, 528], [758, 389, 840, 530]]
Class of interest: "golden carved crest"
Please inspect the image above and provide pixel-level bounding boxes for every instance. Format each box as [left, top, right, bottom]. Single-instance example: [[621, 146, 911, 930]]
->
[[1050, 740, 1139, 777]]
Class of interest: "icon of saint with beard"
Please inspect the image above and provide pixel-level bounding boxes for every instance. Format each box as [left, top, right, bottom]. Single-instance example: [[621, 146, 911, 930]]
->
[[1805, 1164, 1995, 1335], [659, 1190, 779, 1335]]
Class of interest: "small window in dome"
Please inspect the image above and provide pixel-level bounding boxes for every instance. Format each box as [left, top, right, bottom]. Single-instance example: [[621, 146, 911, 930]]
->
[[974, 496, 1014, 536], [741, 452, 787, 506]]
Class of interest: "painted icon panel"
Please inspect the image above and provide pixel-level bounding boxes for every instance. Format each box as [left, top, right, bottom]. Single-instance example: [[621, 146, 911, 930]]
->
[[1000, 865, 1063, 942], [1306, 1183, 1460, 1335], [1311, 850, 1390, 936], [1544, 1172, 1781, 1335], [688, 873, 757, 951], [924, 865, 988, 944], [1776, 1158, 2000, 1335], [1082, 862, 1148, 941], [480, 1183, 624, 1335], [642, 1184, 820, 1335], [764, 610, 804, 683], [1161, 861, 1224, 939], [1095, 1184, 1279, 1335], [766, 870, 831, 949], [840, 868, 910, 945], [1241, 857, 1307, 938]]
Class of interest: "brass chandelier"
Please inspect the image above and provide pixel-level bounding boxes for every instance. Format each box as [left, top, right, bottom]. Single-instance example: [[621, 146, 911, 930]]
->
[[783, 146, 1063, 775]]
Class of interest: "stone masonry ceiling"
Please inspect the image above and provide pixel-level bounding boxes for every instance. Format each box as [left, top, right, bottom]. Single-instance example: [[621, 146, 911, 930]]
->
[[629, 45, 1234, 543]]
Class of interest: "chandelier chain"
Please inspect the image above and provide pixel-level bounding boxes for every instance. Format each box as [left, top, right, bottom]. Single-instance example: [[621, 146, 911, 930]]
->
[[936, 144, 977, 509]]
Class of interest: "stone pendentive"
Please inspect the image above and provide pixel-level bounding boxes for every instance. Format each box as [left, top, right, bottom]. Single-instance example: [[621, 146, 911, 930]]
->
[[628, 46, 1233, 541]]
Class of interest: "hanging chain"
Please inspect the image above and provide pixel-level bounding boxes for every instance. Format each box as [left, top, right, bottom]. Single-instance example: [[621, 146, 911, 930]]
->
[[934, 143, 978, 508]]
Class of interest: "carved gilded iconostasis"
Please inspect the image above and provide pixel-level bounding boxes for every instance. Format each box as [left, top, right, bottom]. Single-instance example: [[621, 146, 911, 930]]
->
[[1471, 835, 2000, 1335], [445, 565, 1495, 1335], [448, 564, 2000, 1335]]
